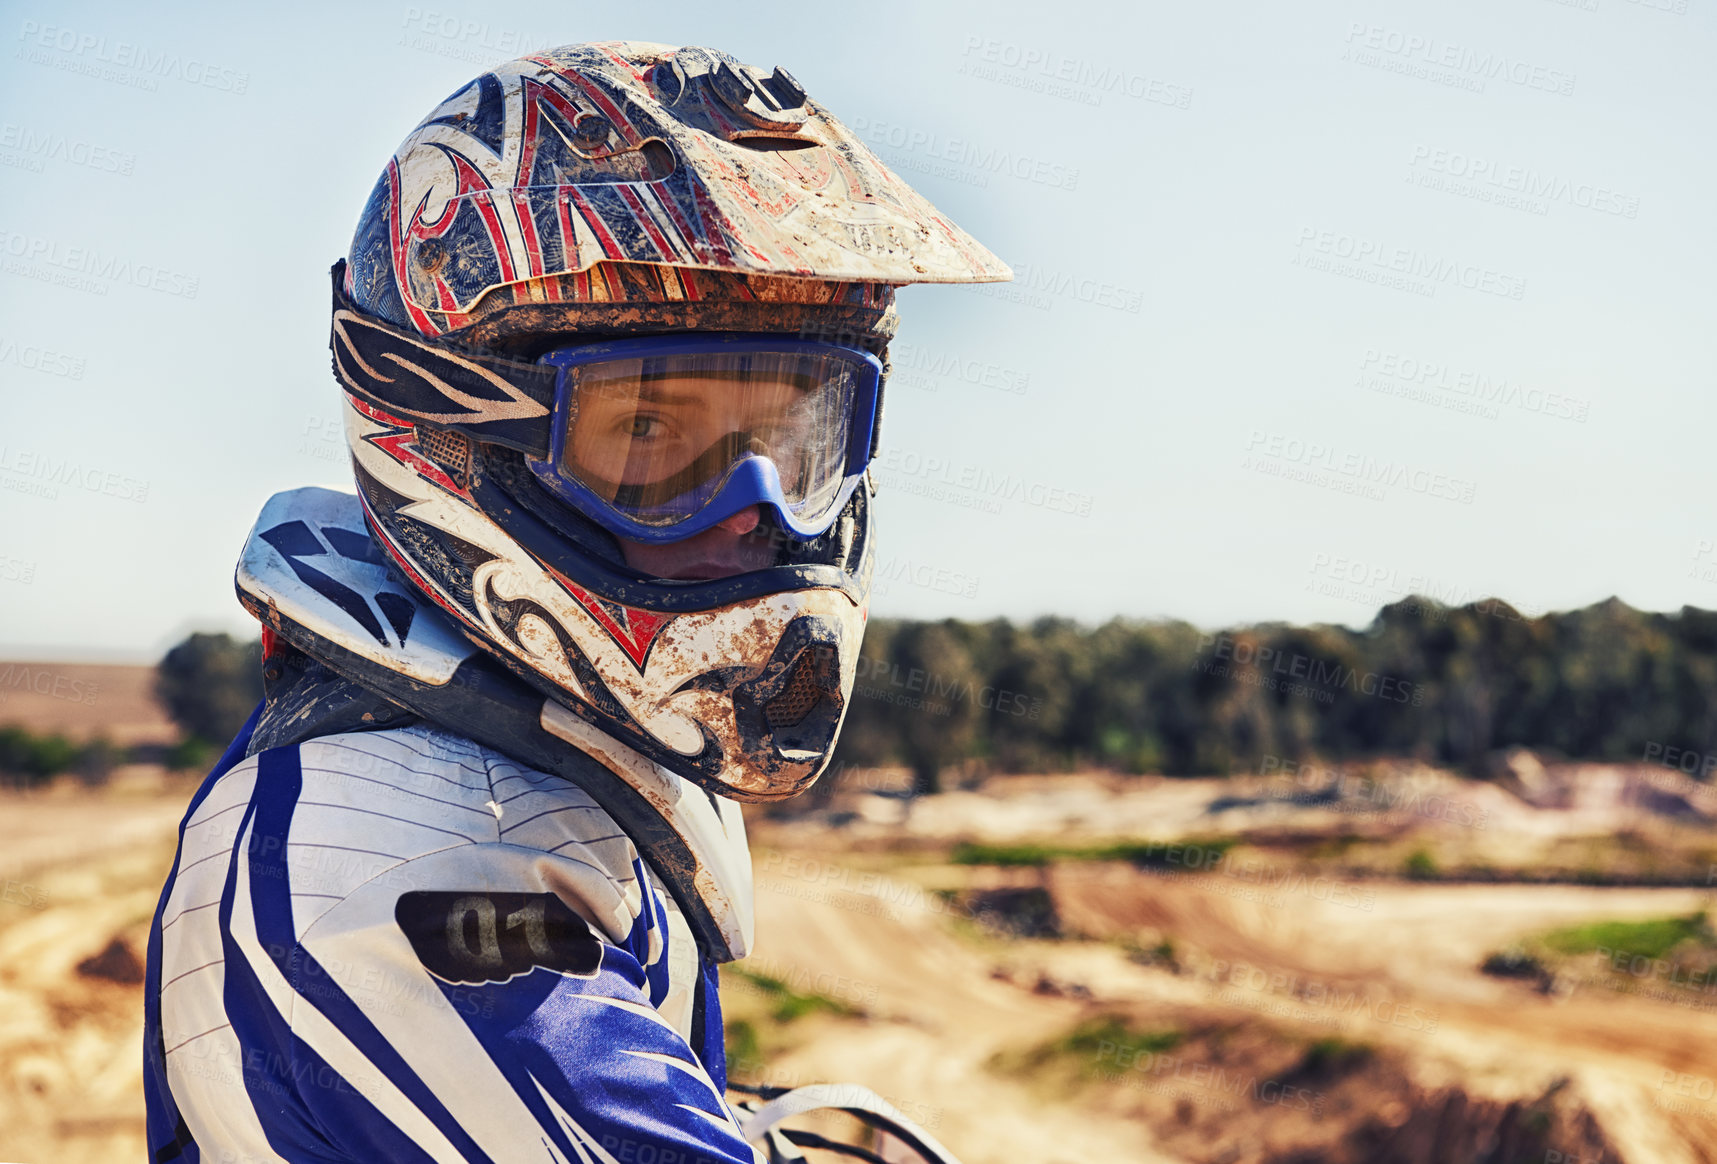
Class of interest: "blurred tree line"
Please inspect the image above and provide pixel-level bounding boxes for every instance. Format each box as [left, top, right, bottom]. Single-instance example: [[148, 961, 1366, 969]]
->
[[8, 597, 1715, 791], [833, 596, 1717, 793]]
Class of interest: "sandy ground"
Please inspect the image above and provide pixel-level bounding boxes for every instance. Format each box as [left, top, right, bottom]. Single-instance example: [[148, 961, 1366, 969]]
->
[[0, 791, 191, 883], [9, 763, 1717, 1162], [0, 830, 176, 1164], [732, 845, 1717, 1163]]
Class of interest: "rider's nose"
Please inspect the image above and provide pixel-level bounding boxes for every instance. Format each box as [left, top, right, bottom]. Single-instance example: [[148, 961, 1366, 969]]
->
[[714, 506, 762, 535]]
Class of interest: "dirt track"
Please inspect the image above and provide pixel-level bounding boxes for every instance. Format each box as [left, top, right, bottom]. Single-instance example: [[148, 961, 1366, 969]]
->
[[1038, 866, 1717, 1160], [746, 864, 1182, 1164], [739, 850, 1717, 1163], [11, 777, 1717, 1162]]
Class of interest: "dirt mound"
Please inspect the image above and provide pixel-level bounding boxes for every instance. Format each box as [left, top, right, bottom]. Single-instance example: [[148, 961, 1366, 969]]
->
[[1494, 749, 1717, 824], [1293, 1076, 1624, 1164], [76, 937, 145, 984], [776, 758, 1717, 860], [994, 1007, 1630, 1164]]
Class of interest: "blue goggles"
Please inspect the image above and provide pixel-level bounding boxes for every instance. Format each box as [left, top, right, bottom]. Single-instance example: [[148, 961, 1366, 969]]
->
[[525, 334, 884, 545]]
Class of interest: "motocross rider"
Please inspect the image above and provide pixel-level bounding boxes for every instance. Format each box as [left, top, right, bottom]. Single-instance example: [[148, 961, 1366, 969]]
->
[[143, 41, 1007, 1163]]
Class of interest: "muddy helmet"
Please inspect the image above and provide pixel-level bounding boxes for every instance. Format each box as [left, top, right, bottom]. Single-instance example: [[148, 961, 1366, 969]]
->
[[331, 42, 1008, 802]]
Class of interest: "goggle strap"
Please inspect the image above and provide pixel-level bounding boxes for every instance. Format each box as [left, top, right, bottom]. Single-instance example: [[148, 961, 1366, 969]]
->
[[328, 260, 557, 457], [866, 373, 887, 465]]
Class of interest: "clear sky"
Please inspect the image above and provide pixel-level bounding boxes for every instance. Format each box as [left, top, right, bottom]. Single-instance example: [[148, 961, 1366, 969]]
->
[[2, 0, 1713, 660]]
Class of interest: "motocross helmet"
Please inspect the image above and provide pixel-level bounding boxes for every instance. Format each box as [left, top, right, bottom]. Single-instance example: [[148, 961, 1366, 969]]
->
[[333, 42, 1009, 802]]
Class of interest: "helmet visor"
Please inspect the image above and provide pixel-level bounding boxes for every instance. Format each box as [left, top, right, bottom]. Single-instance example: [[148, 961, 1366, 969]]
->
[[530, 336, 881, 543]]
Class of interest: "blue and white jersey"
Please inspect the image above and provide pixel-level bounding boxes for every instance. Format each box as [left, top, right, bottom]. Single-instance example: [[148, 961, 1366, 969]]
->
[[144, 714, 761, 1164]]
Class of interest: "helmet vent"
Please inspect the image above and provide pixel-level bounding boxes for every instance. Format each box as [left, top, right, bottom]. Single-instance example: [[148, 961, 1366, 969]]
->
[[764, 647, 833, 728], [415, 425, 471, 487], [637, 139, 678, 180], [735, 136, 818, 153]]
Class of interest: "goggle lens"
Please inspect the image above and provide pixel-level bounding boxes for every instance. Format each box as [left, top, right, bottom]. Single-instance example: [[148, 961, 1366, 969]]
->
[[530, 338, 882, 543]]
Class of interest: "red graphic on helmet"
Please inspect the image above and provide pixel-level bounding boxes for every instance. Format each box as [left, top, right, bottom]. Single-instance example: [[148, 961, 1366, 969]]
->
[[548, 568, 676, 671], [346, 43, 1009, 339], [350, 397, 470, 500]]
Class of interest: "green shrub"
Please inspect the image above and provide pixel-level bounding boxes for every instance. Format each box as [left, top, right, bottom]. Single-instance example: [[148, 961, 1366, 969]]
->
[[1538, 912, 1710, 961], [0, 725, 81, 785], [994, 1014, 1184, 1084], [1296, 1036, 1373, 1079], [725, 966, 855, 1023], [1403, 849, 1439, 880], [166, 736, 219, 772]]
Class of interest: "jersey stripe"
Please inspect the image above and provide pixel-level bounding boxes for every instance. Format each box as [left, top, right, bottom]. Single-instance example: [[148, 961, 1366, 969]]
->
[[145, 703, 264, 1164], [241, 746, 501, 1162]]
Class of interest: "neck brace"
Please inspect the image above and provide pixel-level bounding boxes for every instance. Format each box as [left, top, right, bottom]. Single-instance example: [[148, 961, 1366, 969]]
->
[[234, 485, 755, 962]]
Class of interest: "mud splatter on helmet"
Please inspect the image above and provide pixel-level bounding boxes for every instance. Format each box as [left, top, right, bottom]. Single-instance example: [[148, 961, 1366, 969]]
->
[[333, 42, 1008, 802]]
